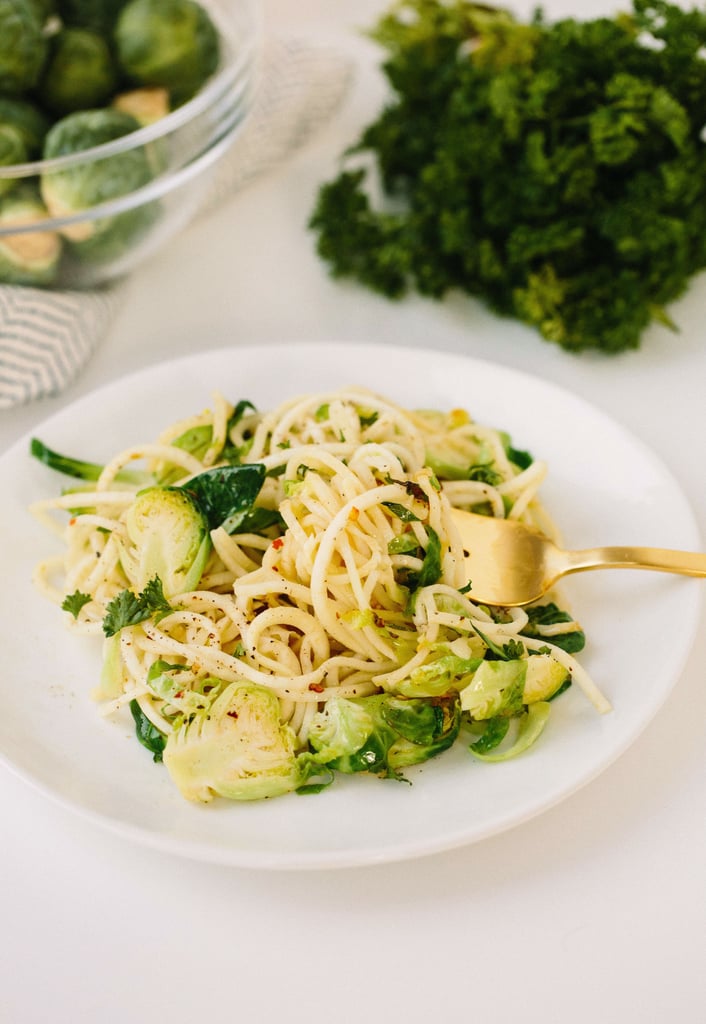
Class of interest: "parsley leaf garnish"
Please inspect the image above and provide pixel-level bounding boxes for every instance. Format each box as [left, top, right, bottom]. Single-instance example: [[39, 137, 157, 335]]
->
[[61, 590, 92, 618], [102, 577, 172, 638]]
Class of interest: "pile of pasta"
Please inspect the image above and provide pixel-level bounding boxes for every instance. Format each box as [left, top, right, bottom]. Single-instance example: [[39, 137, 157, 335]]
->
[[31, 388, 607, 797]]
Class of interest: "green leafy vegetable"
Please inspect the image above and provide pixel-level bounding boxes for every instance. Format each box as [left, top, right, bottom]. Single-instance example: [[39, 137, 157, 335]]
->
[[61, 589, 91, 618], [468, 715, 510, 754], [474, 625, 525, 661], [310, 0, 706, 353], [102, 575, 172, 637], [383, 501, 421, 522], [30, 436, 151, 485], [129, 698, 166, 762], [521, 602, 586, 654], [414, 528, 442, 589], [179, 463, 266, 533], [468, 701, 551, 762], [307, 693, 461, 779]]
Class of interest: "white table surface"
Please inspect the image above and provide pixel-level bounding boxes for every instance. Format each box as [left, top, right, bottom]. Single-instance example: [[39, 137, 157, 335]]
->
[[2, 2, 705, 1021]]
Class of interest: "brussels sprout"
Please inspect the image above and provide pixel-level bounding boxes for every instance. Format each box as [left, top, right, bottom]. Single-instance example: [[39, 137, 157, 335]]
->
[[38, 28, 118, 115], [122, 485, 211, 598], [115, 0, 220, 105], [308, 693, 461, 778], [0, 183, 61, 285], [0, 97, 50, 159], [459, 659, 527, 721], [397, 652, 483, 698], [0, 124, 27, 198], [522, 653, 570, 703], [57, 0, 126, 32], [40, 108, 157, 262], [163, 681, 302, 802], [112, 86, 170, 126], [28, 0, 56, 22], [0, 0, 48, 94]]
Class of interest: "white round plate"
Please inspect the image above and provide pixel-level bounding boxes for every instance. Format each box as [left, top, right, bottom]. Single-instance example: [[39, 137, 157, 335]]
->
[[1, 343, 701, 869]]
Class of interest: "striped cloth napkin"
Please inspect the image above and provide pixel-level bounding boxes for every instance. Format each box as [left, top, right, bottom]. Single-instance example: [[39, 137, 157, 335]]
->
[[0, 35, 354, 411]]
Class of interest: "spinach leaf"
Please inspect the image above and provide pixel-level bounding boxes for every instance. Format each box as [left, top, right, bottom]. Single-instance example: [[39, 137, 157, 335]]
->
[[130, 700, 166, 762], [521, 602, 586, 653], [179, 463, 266, 532]]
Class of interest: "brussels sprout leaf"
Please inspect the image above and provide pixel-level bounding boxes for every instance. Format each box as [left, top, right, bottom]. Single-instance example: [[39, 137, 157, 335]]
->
[[468, 716, 511, 754], [468, 702, 551, 762]]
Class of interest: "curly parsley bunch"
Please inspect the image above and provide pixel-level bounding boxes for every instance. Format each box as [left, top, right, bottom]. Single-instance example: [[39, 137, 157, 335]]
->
[[310, 0, 706, 353]]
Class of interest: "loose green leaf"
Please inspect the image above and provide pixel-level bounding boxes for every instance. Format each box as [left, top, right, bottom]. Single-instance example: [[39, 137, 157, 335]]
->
[[469, 715, 511, 753], [129, 699, 166, 763], [474, 626, 525, 661], [179, 463, 266, 531], [521, 602, 586, 653], [30, 437, 150, 485], [102, 576, 172, 637], [415, 528, 443, 589], [468, 701, 551, 762], [505, 443, 533, 470], [388, 532, 420, 554], [383, 501, 421, 522], [61, 590, 92, 618], [224, 506, 284, 536]]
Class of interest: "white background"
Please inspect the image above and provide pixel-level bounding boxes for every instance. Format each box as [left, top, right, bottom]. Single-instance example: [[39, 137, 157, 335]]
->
[[1, 2, 705, 1021]]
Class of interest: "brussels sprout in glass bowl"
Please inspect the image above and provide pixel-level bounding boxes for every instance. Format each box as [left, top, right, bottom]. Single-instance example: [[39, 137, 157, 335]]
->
[[0, 0, 259, 288]]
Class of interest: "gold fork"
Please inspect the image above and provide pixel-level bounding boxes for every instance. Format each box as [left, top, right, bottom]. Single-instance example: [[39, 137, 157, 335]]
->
[[450, 508, 706, 607]]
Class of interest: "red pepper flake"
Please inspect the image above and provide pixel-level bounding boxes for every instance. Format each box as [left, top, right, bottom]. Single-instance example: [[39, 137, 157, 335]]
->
[[68, 517, 77, 526], [308, 683, 325, 693], [272, 537, 284, 550], [227, 710, 239, 719]]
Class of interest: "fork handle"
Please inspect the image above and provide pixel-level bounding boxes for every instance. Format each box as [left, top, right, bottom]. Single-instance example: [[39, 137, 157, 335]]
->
[[560, 545, 706, 578]]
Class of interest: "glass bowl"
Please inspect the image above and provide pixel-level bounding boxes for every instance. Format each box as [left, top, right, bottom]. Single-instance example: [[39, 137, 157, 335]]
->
[[0, 0, 260, 290]]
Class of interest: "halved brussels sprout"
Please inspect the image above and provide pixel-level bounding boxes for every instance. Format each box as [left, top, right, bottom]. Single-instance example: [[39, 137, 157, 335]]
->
[[0, 184, 61, 285], [122, 485, 211, 598], [112, 86, 170, 126], [40, 108, 158, 262], [164, 681, 302, 802], [0, 123, 27, 199], [459, 659, 526, 721]]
